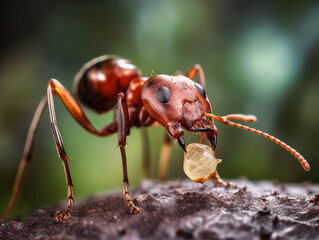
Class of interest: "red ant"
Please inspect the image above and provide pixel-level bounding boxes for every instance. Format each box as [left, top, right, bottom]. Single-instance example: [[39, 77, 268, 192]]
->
[[0, 55, 310, 222]]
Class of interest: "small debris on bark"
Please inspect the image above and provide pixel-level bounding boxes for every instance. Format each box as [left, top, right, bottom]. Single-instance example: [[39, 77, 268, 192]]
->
[[309, 194, 319, 205], [1, 179, 319, 240]]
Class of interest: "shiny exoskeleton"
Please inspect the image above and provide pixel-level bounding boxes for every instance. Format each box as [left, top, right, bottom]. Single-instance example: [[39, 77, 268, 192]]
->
[[1, 55, 309, 222], [73, 56, 217, 144]]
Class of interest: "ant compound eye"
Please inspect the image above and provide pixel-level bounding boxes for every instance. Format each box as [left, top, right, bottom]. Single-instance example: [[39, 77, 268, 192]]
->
[[194, 82, 206, 98], [156, 86, 171, 103]]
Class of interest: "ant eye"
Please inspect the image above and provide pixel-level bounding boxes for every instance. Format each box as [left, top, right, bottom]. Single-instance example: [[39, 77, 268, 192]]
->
[[156, 86, 171, 103], [194, 82, 206, 98]]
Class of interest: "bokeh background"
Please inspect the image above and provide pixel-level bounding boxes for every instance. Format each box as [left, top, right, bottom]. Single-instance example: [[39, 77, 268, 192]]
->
[[1, 0, 318, 219]]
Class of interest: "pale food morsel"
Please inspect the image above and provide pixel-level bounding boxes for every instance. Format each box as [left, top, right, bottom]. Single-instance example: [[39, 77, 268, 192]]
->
[[184, 143, 221, 183]]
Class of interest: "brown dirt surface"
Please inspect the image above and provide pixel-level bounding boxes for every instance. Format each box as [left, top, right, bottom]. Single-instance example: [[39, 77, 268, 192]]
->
[[1, 179, 319, 240]]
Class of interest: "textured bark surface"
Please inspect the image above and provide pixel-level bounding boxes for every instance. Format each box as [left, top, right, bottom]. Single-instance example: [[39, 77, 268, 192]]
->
[[1, 179, 319, 240]]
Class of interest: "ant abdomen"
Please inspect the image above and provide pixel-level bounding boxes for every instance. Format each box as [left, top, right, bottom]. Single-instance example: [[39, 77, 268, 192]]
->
[[74, 55, 141, 113]]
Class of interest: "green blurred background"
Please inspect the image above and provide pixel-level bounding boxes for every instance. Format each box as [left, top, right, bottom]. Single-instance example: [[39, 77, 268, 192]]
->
[[1, 1, 318, 219]]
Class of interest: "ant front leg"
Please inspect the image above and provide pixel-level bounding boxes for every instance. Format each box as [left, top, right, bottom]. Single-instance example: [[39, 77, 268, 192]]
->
[[212, 171, 236, 187], [117, 93, 140, 214]]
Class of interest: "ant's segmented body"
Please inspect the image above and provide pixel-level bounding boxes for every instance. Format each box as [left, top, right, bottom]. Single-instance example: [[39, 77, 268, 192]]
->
[[0, 55, 309, 222]]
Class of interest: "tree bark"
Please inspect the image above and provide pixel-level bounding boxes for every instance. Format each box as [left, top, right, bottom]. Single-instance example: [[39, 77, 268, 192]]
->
[[1, 179, 319, 240]]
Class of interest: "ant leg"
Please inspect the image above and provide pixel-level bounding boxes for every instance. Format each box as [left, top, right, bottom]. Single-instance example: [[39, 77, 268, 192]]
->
[[185, 64, 206, 90], [47, 79, 121, 221], [117, 93, 140, 213], [141, 128, 151, 178], [47, 83, 75, 222], [0, 96, 48, 221], [212, 170, 236, 187], [158, 132, 173, 181]]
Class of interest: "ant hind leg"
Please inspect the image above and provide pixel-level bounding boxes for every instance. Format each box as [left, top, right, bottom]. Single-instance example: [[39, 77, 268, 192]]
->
[[47, 81, 75, 222]]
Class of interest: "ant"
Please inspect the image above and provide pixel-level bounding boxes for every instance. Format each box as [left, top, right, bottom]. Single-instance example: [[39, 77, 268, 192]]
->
[[0, 55, 310, 222]]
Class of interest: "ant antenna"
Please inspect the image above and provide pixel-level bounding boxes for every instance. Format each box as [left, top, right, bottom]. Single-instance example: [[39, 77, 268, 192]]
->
[[205, 113, 310, 171]]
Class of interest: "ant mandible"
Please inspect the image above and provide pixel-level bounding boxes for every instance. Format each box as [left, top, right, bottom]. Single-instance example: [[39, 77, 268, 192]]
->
[[0, 55, 310, 222]]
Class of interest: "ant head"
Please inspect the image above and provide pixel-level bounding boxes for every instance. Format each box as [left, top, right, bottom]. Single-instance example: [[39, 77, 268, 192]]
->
[[141, 74, 218, 151]]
